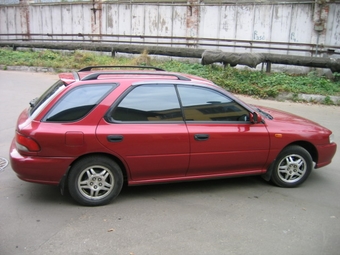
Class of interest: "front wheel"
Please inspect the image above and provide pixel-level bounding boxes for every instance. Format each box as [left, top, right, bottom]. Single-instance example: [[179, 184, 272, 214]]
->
[[68, 156, 123, 206], [271, 145, 313, 188]]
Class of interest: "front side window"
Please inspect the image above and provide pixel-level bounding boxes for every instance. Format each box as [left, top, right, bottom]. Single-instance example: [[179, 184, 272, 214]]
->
[[178, 85, 249, 121], [44, 84, 115, 122], [110, 85, 183, 122]]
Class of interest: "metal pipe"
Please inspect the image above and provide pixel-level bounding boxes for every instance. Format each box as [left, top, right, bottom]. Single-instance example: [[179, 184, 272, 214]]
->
[[1, 33, 339, 49], [1, 38, 338, 56]]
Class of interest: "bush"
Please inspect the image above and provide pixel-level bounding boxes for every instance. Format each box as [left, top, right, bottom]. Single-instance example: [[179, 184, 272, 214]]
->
[[1, 48, 339, 102]]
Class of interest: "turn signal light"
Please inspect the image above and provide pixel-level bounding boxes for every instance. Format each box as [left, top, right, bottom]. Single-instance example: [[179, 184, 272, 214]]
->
[[16, 132, 40, 152]]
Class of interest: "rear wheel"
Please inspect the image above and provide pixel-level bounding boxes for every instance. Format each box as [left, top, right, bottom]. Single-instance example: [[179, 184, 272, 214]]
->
[[271, 145, 313, 187], [68, 156, 123, 206]]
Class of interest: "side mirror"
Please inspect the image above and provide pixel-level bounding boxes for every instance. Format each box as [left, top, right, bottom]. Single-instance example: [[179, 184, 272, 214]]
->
[[250, 112, 263, 124]]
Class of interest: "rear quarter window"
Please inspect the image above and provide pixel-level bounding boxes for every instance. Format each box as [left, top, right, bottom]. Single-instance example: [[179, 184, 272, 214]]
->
[[30, 80, 66, 116], [44, 84, 116, 122]]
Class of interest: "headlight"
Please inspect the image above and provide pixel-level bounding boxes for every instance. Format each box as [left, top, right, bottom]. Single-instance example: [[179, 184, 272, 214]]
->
[[329, 134, 335, 144]]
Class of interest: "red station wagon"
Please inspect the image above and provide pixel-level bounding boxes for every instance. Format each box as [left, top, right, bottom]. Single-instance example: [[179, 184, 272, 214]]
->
[[10, 66, 337, 206]]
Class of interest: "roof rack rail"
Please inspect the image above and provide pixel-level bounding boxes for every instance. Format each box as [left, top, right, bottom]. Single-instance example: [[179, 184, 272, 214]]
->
[[78, 66, 165, 72], [81, 72, 191, 81]]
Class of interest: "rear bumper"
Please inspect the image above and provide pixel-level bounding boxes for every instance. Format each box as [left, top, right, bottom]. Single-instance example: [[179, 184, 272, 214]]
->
[[316, 142, 337, 169], [9, 139, 74, 185]]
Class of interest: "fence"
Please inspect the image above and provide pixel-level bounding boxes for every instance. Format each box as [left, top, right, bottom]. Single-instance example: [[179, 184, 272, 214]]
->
[[1, 0, 340, 73]]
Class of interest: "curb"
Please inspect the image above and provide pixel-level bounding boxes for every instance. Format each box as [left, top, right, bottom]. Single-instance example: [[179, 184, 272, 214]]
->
[[1, 65, 56, 73], [275, 92, 340, 105]]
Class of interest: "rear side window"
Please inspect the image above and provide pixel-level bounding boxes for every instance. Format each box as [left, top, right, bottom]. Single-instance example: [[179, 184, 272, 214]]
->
[[109, 85, 183, 122], [44, 84, 115, 122]]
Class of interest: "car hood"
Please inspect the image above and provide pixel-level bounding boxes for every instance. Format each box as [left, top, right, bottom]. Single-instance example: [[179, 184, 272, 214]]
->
[[253, 105, 330, 133]]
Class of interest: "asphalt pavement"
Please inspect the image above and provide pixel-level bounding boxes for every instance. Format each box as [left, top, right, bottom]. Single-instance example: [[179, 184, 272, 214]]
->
[[0, 70, 339, 255]]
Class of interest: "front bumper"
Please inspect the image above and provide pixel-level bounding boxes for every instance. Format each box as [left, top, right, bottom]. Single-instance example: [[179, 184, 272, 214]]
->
[[316, 142, 337, 169]]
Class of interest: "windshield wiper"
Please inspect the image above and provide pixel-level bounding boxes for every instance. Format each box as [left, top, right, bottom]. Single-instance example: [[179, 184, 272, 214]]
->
[[29, 97, 38, 107], [257, 108, 273, 120]]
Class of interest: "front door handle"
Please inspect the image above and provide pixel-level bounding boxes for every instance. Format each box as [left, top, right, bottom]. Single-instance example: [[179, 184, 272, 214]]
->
[[194, 134, 209, 141], [107, 135, 124, 142]]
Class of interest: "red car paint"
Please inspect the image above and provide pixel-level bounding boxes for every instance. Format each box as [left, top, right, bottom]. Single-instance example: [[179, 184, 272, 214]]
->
[[9, 67, 337, 205]]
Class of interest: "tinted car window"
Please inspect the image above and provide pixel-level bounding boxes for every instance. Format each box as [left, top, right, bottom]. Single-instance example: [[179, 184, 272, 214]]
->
[[44, 84, 115, 122], [110, 85, 183, 122], [178, 85, 249, 121], [29, 80, 65, 116]]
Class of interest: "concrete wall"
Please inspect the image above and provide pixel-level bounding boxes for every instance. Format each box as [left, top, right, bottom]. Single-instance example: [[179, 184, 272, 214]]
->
[[0, 0, 339, 57]]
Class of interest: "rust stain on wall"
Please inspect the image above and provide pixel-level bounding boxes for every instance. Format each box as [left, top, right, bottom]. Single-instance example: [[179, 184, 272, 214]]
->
[[186, 0, 200, 39], [19, 0, 30, 38], [91, 0, 102, 37]]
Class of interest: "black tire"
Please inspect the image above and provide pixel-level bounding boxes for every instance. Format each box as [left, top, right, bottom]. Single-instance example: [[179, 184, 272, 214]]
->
[[271, 145, 313, 188], [68, 155, 123, 206]]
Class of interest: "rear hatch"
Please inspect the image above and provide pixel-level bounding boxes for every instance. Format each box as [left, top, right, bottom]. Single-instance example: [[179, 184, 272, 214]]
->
[[14, 79, 67, 154]]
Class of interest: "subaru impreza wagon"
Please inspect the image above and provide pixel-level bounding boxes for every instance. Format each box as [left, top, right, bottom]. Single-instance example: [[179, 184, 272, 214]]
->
[[10, 66, 337, 206]]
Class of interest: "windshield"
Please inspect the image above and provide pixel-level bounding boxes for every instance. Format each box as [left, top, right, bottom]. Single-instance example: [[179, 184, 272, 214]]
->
[[29, 80, 66, 116]]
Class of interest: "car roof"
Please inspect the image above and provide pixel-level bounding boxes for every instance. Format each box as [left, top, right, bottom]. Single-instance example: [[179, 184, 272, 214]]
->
[[58, 65, 215, 86]]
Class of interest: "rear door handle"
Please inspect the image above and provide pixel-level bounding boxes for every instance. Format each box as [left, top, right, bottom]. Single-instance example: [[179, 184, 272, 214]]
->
[[107, 135, 124, 142], [194, 134, 209, 141]]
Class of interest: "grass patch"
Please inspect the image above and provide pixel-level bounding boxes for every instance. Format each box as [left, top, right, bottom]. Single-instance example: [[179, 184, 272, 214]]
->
[[1, 48, 340, 102]]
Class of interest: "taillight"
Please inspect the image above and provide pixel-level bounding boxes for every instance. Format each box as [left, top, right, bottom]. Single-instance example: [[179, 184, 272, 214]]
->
[[16, 132, 40, 152]]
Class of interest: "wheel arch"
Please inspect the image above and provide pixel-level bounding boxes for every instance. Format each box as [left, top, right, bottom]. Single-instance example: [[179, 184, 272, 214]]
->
[[59, 152, 129, 194], [262, 141, 317, 182], [287, 141, 318, 164]]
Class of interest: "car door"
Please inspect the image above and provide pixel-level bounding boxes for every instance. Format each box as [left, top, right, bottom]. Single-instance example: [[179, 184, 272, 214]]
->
[[177, 85, 270, 177], [96, 84, 190, 183]]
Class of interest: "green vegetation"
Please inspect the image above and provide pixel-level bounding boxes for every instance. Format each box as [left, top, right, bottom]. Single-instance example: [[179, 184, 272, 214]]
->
[[1, 48, 339, 104]]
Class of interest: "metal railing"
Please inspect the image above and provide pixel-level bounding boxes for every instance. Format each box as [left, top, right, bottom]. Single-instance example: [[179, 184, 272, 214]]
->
[[1, 33, 340, 56]]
